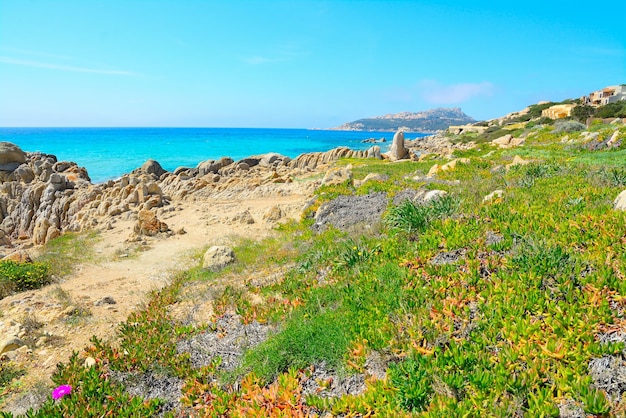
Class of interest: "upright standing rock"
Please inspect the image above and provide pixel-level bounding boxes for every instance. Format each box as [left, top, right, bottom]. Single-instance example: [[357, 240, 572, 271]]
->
[[614, 190, 626, 211], [387, 131, 408, 161]]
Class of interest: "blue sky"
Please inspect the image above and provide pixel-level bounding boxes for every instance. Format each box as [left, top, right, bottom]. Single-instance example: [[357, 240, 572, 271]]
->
[[0, 0, 624, 128]]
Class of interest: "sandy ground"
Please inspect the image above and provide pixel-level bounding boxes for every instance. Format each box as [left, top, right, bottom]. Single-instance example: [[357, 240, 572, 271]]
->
[[0, 192, 309, 413]]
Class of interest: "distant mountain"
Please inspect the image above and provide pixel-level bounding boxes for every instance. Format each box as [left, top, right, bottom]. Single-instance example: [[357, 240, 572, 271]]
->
[[332, 107, 476, 133]]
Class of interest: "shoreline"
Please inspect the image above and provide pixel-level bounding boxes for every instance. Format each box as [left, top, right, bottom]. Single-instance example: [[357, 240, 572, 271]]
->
[[0, 127, 463, 251], [0, 127, 431, 183]]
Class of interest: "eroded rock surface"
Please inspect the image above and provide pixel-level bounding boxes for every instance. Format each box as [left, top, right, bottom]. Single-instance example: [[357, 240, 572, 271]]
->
[[0, 145, 392, 248]]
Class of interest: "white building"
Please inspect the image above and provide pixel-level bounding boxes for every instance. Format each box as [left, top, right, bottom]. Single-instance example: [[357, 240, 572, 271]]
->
[[581, 85, 626, 106]]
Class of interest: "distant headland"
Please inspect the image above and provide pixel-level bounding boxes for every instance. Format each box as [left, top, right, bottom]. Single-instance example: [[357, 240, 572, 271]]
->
[[330, 107, 476, 133]]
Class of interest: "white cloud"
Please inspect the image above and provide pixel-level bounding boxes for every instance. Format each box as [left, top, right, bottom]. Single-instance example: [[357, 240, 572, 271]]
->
[[419, 80, 494, 104], [0, 56, 136, 76]]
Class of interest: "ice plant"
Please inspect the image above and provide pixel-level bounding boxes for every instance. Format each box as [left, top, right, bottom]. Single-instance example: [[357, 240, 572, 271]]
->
[[52, 385, 72, 400]]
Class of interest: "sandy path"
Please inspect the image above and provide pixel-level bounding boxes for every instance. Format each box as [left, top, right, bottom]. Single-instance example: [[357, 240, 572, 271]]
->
[[0, 193, 308, 413]]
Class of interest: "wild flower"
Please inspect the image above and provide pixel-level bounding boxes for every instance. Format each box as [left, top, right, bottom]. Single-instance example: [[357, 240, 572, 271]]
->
[[52, 384, 72, 400]]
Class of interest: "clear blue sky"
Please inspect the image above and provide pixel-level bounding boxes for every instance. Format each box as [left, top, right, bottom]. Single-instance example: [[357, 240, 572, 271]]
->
[[1, 0, 624, 128]]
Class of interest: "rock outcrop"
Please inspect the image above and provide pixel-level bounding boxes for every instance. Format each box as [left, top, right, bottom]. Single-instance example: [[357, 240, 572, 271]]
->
[[133, 210, 170, 237], [0, 141, 425, 248], [202, 246, 235, 271], [289, 147, 381, 170]]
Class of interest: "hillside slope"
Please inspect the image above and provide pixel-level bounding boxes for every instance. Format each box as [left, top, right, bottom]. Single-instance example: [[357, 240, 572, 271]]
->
[[3, 114, 626, 416], [332, 107, 476, 133]]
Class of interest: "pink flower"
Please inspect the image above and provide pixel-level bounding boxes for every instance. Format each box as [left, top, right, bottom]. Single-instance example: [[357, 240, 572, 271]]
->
[[52, 385, 72, 400]]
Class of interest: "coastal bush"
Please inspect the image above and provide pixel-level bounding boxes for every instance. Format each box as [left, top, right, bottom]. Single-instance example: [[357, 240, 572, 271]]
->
[[553, 120, 586, 133], [596, 167, 626, 187], [388, 357, 432, 412], [595, 101, 626, 118], [0, 260, 49, 297], [572, 104, 595, 122], [384, 194, 458, 237], [526, 117, 554, 128], [242, 309, 352, 382]]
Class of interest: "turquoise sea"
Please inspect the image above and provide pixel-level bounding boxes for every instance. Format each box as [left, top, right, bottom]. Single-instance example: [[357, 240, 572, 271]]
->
[[0, 128, 427, 184]]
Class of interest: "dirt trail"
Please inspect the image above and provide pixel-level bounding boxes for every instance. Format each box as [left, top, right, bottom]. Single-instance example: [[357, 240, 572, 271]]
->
[[0, 194, 308, 413]]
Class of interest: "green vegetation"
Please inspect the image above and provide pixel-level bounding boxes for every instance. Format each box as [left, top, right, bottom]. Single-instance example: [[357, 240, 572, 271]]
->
[[572, 101, 626, 123], [6, 118, 626, 416], [0, 260, 49, 299], [0, 363, 24, 400], [35, 232, 99, 277], [0, 232, 100, 300]]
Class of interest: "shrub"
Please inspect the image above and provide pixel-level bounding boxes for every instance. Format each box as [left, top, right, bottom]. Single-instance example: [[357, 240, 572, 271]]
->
[[0, 260, 50, 298], [553, 120, 586, 133], [595, 101, 626, 119], [594, 167, 626, 187], [334, 239, 380, 269], [526, 117, 554, 129], [389, 357, 432, 412], [571, 104, 595, 123], [385, 195, 458, 236], [528, 102, 557, 118]]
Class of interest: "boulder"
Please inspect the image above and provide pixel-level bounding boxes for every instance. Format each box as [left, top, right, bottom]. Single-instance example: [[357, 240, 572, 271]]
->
[[133, 209, 169, 236], [263, 205, 284, 222], [366, 146, 382, 159], [202, 246, 235, 271], [0, 336, 25, 354], [607, 131, 621, 147], [387, 131, 408, 161], [506, 155, 530, 170], [141, 159, 166, 177], [322, 166, 353, 186], [237, 157, 261, 168], [509, 137, 526, 147], [483, 189, 504, 203], [2, 250, 33, 263], [258, 153, 291, 168], [361, 173, 389, 183], [614, 190, 626, 211], [0, 142, 26, 172], [32, 218, 51, 245], [290, 147, 360, 170], [492, 134, 513, 147], [427, 164, 441, 177], [233, 210, 255, 225], [354, 172, 389, 187], [198, 157, 234, 176], [417, 189, 448, 203], [13, 164, 36, 183], [314, 192, 387, 232]]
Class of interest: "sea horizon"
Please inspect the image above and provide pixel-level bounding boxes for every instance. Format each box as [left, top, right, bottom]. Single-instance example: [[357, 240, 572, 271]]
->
[[0, 127, 428, 184]]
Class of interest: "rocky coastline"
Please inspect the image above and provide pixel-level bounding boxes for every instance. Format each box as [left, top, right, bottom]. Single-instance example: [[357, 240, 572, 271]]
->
[[0, 130, 466, 252]]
